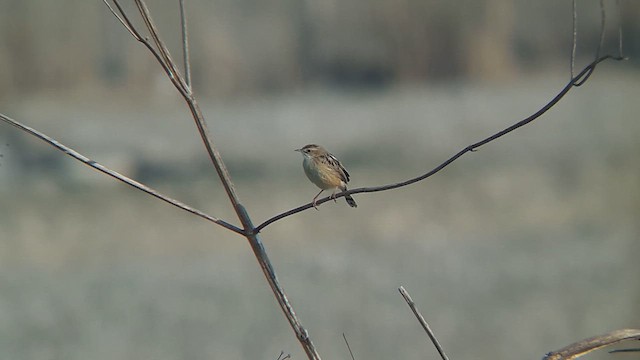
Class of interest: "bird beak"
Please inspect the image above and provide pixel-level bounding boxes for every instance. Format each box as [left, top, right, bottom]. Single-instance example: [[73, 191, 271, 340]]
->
[[294, 148, 301, 152]]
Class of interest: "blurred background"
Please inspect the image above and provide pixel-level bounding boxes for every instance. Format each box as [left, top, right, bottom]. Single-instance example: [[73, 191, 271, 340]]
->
[[0, 0, 639, 359]]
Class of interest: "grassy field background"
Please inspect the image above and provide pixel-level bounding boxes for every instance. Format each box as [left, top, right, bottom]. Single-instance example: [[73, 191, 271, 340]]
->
[[0, 68, 639, 359]]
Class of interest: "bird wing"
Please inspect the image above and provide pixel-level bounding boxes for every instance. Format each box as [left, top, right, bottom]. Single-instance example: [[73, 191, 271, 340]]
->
[[325, 153, 350, 183]]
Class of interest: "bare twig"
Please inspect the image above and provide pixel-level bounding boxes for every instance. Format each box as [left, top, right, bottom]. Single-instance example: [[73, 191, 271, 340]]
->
[[102, 0, 178, 86], [237, 207, 321, 359], [132, 0, 189, 93], [610, 347, 640, 354], [571, 0, 577, 80], [276, 351, 291, 360], [616, 0, 624, 58], [103, 0, 139, 38], [102, 2, 322, 358], [253, 53, 625, 234], [343, 333, 356, 360], [596, 0, 606, 60], [398, 286, 449, 360], [179, 0, 191, 88], [543, 329, 640, 360], [0, 112, 243, 235], [119, 0, 245, 220], [573, 0, 607, 87]]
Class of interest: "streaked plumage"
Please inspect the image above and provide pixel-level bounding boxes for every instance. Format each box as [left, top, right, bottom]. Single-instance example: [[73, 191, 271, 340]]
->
[[295, 144, 357, 209]]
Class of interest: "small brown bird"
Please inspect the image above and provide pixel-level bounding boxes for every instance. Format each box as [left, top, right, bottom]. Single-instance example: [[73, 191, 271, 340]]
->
[[295, 144, 357, 209]]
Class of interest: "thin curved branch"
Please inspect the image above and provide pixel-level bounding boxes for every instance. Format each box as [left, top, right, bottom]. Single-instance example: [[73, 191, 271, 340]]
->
[[253, 54, 626, 234], [0, 112, 244, 235]]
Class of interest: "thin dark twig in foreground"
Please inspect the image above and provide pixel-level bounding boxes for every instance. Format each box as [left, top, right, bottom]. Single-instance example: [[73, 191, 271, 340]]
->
[[399, 286, 449, 360], [0, 113, 244, 235], [343, 333, 356, 360], [253, 53, 625, 234], [276, 351, 291, 360]]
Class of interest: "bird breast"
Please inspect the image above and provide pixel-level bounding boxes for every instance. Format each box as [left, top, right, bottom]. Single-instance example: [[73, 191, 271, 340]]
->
[[303, 157, 344, 190]]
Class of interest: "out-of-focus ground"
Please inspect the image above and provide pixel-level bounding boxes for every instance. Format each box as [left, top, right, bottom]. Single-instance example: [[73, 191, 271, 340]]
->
[[1, 68, 638, 360], [1, 0, 639, 359]]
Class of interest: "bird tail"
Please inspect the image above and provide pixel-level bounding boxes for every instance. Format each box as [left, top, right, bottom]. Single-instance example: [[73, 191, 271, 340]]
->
[[345, 194, 357, 208]]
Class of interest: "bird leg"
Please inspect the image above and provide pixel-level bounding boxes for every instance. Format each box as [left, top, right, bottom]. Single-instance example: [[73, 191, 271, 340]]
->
[[312, 189, 324, 210], [330, 188, 338, 203]]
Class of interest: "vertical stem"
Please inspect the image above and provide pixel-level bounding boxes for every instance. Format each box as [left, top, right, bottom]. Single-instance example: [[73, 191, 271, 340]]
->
[[184, 39, 322, 360], [616, 0, 623, 58], [179, 0, 191, 88], [596, 0, 606, 60], [571, 0, 577, 79], [105, 2, 323, 357], [399, 287, 449, 360], [238, 206, 322, 360]]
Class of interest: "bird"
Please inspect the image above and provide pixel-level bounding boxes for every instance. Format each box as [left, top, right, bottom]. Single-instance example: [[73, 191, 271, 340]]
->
[[295, 144, 357, 209]]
